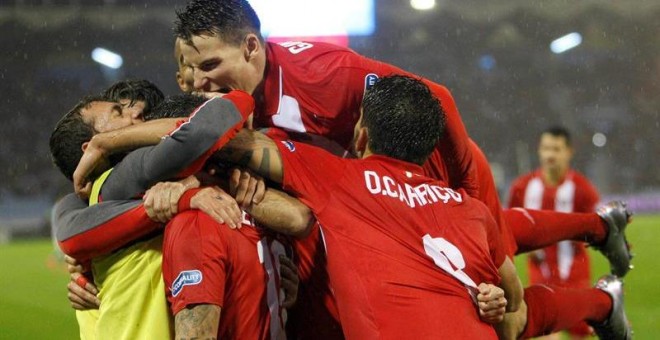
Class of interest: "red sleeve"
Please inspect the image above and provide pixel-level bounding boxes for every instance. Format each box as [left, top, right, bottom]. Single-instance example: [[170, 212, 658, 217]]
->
[[162, 210, 228, 315], [507, 176, 528, 208], [175, 90, 255, 179], [274, 139, 346, 211], [574, 173, 600, 213], [58, 191, 200, 262], [478, 200, 506, 268], [58, 205, 160, 262], [330, 51, 477, 197]]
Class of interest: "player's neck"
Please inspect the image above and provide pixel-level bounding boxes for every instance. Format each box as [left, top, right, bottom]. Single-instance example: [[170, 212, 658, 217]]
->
[[542, 167, 568, 186]]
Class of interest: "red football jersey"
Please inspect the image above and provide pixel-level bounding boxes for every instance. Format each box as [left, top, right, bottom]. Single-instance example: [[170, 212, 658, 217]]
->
[[508, 169, 599, 286], [162, 210, 288, 340], [253, 41, 478, 196], [275, 140, 503, 339]]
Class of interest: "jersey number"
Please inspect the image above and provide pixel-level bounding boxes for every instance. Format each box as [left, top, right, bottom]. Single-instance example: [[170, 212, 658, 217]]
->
[[422, 234, 477, 288], [257, 238, 288, 339], [279, 41, 314, 54]]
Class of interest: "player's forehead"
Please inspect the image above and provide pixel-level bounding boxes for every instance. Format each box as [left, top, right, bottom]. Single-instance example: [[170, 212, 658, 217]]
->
[[80, 101, 120, 130], [539, 133, 568, 147], [182, 33, 237, 63]]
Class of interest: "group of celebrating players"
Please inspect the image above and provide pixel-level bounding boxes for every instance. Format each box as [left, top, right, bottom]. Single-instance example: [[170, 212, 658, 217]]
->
[[49, 0, 634, 339]]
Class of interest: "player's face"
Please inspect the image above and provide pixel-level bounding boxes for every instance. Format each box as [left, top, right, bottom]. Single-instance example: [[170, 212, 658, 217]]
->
[[175, 38, 194, 93], [181, 33, 264, 95], [538, 134, 573, 173], [81, 101, 136, 133], [118, 99, 146, 125]]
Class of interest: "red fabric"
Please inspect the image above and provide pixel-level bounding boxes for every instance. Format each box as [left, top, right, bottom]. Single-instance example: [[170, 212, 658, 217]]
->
[[177, 187, 203, 212], [58, 205, 160, 262], [276, 140, 499, 339], [175, 91, 254, 179], [521, 285, 611, 338], [254, 41, 478, 197], [503, 208, 606, 253], [287, 224, 344, 340], [508, 169, 600, 296], [162, 210, 287, 339]]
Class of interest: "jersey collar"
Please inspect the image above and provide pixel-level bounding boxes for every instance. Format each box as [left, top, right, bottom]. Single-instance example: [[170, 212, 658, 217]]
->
[[364, 154, 425, 175]]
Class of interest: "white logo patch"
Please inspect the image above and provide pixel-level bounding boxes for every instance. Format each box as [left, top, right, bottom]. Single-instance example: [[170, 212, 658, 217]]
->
[[172, 270, 203, 297]]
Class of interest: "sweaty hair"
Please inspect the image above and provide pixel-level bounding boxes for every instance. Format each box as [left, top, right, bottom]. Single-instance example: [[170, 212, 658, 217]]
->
[[542, 126, 572, 146], [174, 0, 263, 45], [49, 95, 106, 181], [361, 75, 445, 165], [144, 93, 208, 120], [102, 79, 164, 117]]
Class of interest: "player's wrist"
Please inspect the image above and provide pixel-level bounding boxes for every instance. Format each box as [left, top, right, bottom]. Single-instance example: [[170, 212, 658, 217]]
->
[[178, 188, 204, 212]]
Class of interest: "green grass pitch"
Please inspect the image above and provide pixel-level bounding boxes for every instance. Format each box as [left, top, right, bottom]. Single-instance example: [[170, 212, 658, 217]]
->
[[0, 215, 658, 339]]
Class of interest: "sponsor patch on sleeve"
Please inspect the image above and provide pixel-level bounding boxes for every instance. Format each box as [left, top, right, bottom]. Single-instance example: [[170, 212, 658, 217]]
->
[[281, 140, 296, 152], [172, 270, 203, 297], [364, 73, 379, 91]]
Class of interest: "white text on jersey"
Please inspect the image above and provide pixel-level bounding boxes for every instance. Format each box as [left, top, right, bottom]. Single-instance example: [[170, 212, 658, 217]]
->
[[364, 170, 462, 208]]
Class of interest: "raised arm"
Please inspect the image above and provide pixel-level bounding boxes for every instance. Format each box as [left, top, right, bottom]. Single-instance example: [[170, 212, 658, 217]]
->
[[95, 92, 254, 201], [217, 129, 285, 184]]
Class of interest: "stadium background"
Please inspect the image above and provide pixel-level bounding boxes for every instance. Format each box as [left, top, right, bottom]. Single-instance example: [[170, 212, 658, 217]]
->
[[0, 0, 658, 338]]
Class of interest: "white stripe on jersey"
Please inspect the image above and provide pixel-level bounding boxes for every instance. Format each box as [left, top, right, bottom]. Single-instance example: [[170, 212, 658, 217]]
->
[[522, 175, 577, 281]]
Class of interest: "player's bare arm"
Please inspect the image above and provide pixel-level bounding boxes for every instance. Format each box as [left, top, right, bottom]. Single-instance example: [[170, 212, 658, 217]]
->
[[247, 188, 314, 237], [498, 256, 523, 313], [175, 304, 221, 340], [216, 129, 284, 184]]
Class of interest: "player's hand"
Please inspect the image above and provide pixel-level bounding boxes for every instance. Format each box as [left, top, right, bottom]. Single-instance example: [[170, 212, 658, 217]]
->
[[144, 181, 187, 223], [279, 255, 299, 309], [229, 168, 266, 208], [65, 255, 100, 310], [73, 139, 110, 199], [190, 186, 242, 228], [477, 283, 507, 324]]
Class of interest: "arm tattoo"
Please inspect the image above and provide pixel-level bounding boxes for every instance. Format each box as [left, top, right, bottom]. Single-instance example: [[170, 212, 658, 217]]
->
[[175, 304, 221, 340], [216, 130, 284, 183]]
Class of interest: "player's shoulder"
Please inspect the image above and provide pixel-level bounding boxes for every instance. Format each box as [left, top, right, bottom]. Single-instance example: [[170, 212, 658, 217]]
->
[[569, 170, 594, 185], [569, 170, 599, 194], [268, 41, 357, 63], [510, 171, 537, 190]]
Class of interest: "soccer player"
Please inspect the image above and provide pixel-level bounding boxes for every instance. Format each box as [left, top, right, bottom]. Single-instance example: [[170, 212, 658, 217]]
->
[[508, 127, 600, 340], [74, 75, 525, 338], [52, 91, 305, 339], [170, 0, 632, 281], [174, 37, 194, 93]]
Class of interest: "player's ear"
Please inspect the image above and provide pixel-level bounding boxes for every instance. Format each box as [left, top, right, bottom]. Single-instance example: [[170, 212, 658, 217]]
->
[[244, 34, 260, 61], [81, 141, 89, 153]]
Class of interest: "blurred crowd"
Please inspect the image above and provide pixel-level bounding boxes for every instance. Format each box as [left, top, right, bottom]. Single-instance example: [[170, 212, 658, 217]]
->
[[1, 1, 658, 202]]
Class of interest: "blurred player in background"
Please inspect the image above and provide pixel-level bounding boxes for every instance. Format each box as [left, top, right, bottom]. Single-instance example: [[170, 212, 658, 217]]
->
[[509, 127, 600, 340]]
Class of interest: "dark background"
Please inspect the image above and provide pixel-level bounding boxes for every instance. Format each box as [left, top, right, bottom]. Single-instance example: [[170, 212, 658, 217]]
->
[[1, 0, 659, 214]]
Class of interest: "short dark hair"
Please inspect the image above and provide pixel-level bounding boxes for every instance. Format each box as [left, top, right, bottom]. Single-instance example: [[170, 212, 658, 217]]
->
[[49, 95, 105, 181], [361, 75, 445, 165], [102, 79, 164, 117], [174, 0, 263, 45], [144, 93, 208, 120], [542, 126, 572, 146]]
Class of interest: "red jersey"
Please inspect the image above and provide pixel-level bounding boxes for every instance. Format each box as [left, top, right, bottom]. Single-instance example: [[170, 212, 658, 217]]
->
[[162, 210, 288, 340], [276, 140, 503, 340], [253, 41, 478, 196], [508, 169, 599, 286], [465, 139, 518, 257]]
